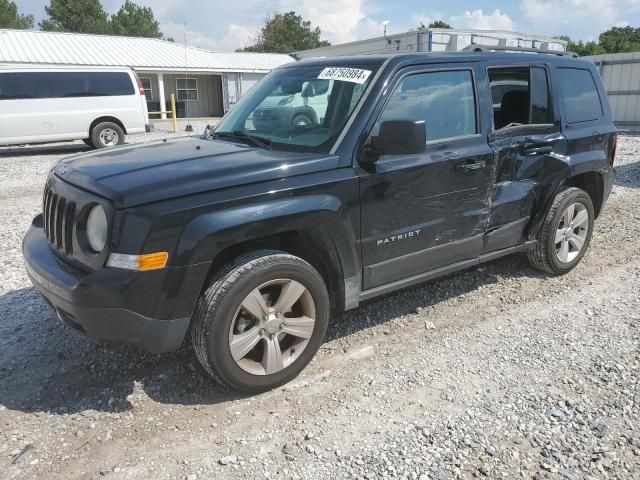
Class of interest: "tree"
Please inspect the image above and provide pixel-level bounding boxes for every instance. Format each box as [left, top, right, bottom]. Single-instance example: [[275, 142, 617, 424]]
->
[[110, 0, 162, 38], [429, 20, 451, 29], [599, 26, 640, 53], [40, 0, 110, 34], [0, 0, 34, 29], [241, 11, 330, 53], [556, 27, 640, 56], [556, 35, 604, 56]]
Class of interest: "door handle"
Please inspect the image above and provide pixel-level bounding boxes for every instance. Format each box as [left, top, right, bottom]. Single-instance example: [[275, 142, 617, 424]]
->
[[457, 160, 486, 172], [522, 145, 553, 156]]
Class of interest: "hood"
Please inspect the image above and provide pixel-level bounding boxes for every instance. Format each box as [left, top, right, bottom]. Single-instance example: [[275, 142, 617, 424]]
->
[[54, 136, 339, 208]]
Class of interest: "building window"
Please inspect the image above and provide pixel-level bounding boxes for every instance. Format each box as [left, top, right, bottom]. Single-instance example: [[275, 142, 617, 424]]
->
[[176, 77, 198, 101], [140, 77, 153, 101]]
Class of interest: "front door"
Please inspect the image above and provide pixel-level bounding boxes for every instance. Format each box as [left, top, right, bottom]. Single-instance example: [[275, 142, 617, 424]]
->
[[357, 67, 495, 290]]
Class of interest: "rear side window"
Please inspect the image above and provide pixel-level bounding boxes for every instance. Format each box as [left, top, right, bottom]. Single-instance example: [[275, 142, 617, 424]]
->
[[557, 68, 603, 123], [0, 71, 134, 100], [488, 66, 553, 129], [378, 70, 477, 142], [530, 67, 552, 124]]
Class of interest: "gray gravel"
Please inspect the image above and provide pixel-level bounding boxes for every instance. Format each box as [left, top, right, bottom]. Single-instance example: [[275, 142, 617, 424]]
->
[[0, 130, 638, 480]]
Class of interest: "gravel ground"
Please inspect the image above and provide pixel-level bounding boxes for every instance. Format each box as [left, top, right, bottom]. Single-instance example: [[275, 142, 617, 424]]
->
[[0, 130, 638, 480]]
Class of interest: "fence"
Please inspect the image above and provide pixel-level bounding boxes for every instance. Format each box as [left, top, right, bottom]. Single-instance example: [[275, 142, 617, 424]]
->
[[586, 52, 640, 128]]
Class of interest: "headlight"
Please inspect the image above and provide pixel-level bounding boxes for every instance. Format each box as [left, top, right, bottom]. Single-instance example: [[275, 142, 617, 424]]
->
[[86, 205, 107, 252]]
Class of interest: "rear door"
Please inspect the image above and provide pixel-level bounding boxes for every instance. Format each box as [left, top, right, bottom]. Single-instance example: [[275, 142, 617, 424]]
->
[[484, 63, 565, 253], [357, 64, 495, 290]]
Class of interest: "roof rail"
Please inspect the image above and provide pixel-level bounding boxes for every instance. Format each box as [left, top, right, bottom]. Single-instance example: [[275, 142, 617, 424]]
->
[[461, 44, 579, 58]]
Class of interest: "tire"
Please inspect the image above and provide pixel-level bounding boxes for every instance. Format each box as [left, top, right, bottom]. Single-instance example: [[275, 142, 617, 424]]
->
[[82, 138, 94, 147], [292, 113, 313, 127], [191, 250, 330, 393], [91, 122, 125, 149], [528, 187, 594, 274]]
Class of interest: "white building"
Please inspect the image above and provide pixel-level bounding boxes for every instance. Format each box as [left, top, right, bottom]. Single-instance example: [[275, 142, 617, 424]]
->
[[293, 28, 567, 59], [0, 29, 294, 119]]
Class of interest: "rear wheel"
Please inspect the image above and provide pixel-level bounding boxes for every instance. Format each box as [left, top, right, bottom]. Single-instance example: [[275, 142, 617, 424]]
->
[[82, 138, 94, 147], [191, 251, 330, 393], [91, 122, 125, 148], [528, 187, 594, 274]]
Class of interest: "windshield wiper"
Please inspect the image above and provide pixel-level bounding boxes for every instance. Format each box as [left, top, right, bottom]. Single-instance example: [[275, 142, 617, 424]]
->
[[211, 130, 272, 149]]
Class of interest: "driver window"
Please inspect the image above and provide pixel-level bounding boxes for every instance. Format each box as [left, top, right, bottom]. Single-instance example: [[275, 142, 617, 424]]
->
[[377, 70, 477, 143]]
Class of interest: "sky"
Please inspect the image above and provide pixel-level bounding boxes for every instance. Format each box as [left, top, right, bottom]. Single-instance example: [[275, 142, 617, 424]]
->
[[13, 0, 640, 51]]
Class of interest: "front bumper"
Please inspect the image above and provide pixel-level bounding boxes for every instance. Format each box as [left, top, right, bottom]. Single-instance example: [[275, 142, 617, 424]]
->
[[22, 216, 209, 353]]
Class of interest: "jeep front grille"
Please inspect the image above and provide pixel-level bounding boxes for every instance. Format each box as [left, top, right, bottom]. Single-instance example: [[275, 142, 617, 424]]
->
[[43, 183, 76, 254]]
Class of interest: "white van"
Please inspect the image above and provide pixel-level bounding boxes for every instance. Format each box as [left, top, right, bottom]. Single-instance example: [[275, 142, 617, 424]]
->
[[0, 64, 149, 148], [252, 79, 334, 131]]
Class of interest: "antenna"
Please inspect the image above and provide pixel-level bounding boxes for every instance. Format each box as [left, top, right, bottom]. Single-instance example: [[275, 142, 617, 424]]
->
[[382, 20, 391, 45], [183, 22, 193, 132]]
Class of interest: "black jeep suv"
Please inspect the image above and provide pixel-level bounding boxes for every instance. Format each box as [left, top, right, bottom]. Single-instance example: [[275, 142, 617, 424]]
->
[[23, 49, 616, 392]]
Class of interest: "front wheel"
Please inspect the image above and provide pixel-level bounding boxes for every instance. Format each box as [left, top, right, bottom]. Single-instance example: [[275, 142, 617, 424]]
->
[[292, 113, 313, 127], [528, 187, 594, 274], [191, 251, 330, 393]]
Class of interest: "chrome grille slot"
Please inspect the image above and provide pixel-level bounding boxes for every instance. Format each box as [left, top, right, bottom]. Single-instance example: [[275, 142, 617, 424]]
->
[[43, 184, 50, 240], [62, 202, 75, 254], [47, 193, 57, 243], [54, 196, 65, 248], [42, 184, 76, 255]]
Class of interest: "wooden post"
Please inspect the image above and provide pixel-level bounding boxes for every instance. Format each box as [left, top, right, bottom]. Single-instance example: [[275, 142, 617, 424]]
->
[[170, 93, 177, 133]]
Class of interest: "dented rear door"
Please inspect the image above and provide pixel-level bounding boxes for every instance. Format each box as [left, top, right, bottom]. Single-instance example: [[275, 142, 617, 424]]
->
[[484, 63, 567, 254]]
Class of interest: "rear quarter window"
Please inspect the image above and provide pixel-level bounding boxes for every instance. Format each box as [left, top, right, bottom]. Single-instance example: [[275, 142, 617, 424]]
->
[[557, 68, 603, 123]]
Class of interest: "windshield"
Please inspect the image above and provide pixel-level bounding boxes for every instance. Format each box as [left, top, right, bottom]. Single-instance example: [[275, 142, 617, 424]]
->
[[214, 64, 379, 153]]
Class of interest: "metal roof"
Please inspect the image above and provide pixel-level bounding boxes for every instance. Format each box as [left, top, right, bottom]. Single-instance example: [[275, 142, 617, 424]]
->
[[293, 28, 567, 58], [0, 29, 294, 73]]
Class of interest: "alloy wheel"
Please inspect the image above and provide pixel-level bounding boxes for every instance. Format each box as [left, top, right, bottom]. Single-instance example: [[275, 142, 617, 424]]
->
[[555, 202, 589, 263], [228, 279, 316, 376]]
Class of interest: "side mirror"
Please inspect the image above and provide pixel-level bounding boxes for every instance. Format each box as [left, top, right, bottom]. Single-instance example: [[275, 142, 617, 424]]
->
[[301, 83, 314, 98], [302, 80, 330, 98], [369, 120, 426, 157]]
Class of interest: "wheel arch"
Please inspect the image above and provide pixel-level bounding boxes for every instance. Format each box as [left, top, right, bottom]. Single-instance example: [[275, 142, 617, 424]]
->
[[528, 167, 605, 241], [291, 106, 318, 125], [89, 116, 128, 136], [175, 196, 361, 313], [563, 171, 604, 218]]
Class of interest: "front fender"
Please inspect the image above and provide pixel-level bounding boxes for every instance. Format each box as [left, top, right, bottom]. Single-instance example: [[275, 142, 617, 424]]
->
[[174, 194, 361, 279]]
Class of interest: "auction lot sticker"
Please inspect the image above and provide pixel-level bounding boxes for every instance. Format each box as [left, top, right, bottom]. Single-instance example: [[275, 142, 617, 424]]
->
[[317, 67, 372, 84]]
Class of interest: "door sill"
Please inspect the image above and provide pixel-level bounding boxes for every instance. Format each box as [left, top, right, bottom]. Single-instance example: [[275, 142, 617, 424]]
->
[[359, 241, 536, 301]]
